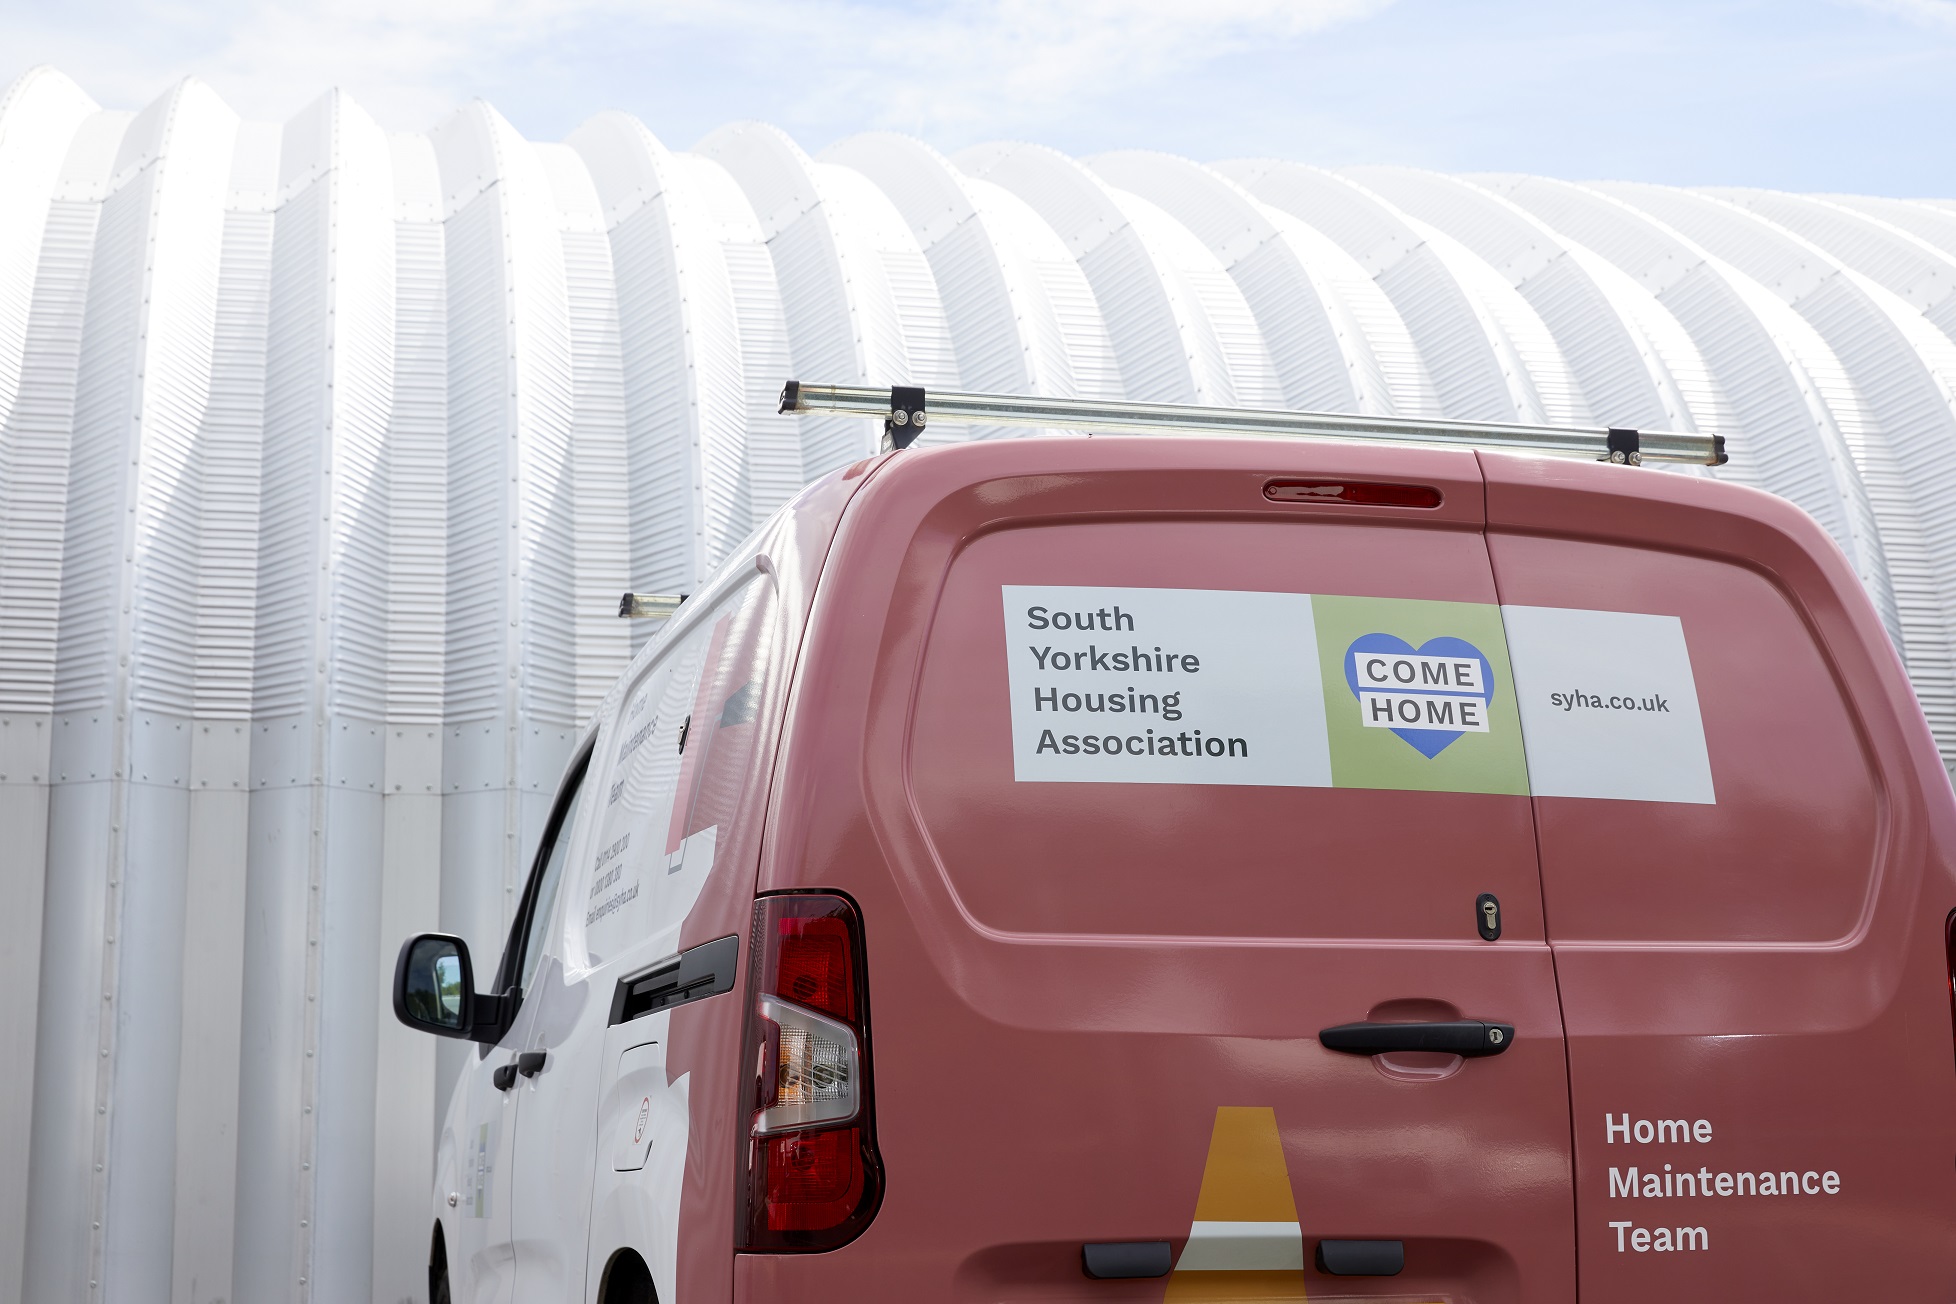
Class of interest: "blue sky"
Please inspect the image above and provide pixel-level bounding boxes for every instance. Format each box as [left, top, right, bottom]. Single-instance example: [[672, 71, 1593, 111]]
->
[[3, 0, 1952, 195]]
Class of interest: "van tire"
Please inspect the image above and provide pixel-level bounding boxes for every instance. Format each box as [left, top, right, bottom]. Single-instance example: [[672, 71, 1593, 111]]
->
[[597, 1249, 655, 1304], [429, 1221, 450, 1304]]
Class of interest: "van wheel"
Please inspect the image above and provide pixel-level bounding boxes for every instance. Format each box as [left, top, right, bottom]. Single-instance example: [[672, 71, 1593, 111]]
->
[[598, 1249, 655, 1304], [429, 1221, 450, 1304]]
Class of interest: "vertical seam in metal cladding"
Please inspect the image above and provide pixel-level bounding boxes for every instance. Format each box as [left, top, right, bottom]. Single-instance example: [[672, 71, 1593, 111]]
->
[[0, 70, 101, 1301]]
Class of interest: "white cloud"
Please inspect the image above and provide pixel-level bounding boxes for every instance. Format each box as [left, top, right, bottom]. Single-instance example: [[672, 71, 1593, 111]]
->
[[778, 0, 1396, 134], [1845, 0, 1956, 29], [0, 0, 1394, 137]]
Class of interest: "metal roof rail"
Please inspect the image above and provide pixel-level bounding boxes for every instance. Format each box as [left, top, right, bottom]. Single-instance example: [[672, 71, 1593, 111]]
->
[[619, 592, 686, 621], [777, 380, 1727, 467]]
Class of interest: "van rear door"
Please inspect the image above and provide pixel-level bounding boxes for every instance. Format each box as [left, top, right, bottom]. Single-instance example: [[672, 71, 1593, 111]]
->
[[747, 441, 1577, 1302], [1483, 452, 1956, 1300]]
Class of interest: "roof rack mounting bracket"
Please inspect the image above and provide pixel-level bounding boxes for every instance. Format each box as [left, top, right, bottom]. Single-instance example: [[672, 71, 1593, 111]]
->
[[1604, 427, 1642, 467], [883, 385, 926, 453]]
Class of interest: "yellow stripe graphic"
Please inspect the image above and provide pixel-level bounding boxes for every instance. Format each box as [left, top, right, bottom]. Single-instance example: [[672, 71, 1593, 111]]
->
[[1166, 1107, 1308, 1303]]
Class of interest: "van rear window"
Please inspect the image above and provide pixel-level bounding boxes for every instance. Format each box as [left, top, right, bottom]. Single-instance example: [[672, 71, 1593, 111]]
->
[[1488, 533, 1877, 945], [907, 518, 1546, 941]]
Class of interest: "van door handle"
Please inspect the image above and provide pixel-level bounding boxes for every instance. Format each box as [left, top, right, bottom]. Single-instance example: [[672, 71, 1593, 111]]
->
[[492, 1062, 519, 1091], [516, 1050, 547, 1078], [1319, 1020, 1513, 1057]]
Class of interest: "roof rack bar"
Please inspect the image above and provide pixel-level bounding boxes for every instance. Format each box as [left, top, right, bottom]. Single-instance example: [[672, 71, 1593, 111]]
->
[[618, 592, 686, 621], [778, 381, 1727, 467]]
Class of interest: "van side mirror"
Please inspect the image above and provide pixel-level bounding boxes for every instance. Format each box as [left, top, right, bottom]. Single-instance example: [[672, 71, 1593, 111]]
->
[[393, 933, 500, 1042]]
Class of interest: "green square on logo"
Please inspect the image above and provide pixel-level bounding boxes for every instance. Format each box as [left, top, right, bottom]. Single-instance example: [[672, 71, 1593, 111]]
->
[[1311, 595, 1528, 795]]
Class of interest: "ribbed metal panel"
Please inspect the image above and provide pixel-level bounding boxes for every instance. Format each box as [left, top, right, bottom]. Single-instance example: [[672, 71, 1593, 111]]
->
[[698, 124, 868, 479], [966, 176, 1123, 402], [1089, 151, 1362, 414], [434, 183, 508, 724], [1226, 160, 1519, 422], [0, 194, 97, 713], [1595, 185, 1956, 763], [1264, 205, 1443, 418], [0, 73, 94, 719], [679, 153, 803, 518], [822, 134, 1049, 433], [9, 64, 1956, 1304], [1351, 169, 1722, 436], [961, 142, 1214, 405], [382, 139, 448, 728]]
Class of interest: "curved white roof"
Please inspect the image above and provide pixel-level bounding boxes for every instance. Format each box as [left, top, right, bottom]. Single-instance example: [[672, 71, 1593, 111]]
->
[[6, 65, 1956, 1302]]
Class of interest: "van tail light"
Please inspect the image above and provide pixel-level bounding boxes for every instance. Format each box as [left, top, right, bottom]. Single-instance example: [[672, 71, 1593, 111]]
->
[[1945, 910, 1956, 1074], [737, 892, 883, 1250]]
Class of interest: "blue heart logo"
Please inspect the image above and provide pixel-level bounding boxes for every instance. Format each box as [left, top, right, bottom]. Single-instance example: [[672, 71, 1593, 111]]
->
[[1343, 633, 1496, 758]]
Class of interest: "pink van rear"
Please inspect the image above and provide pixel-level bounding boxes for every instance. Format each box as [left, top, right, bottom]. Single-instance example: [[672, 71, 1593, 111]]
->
[[705, 435, 1956, 1302]]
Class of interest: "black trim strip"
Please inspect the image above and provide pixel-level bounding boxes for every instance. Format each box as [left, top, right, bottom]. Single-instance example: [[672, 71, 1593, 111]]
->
[[608, 934, 739, 1025]]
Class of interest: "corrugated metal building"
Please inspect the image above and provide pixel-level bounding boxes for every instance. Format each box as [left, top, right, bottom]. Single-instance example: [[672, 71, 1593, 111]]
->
[[3, 62, 1956, 1303]]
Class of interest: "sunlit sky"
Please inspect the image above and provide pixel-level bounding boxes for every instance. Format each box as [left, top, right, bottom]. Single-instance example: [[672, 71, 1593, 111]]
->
[[3, 0, 1953, 194]]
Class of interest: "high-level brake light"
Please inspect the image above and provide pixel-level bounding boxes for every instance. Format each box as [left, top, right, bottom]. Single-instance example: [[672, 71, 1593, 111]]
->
[[778, 380, 1728, 466], [1264, 478, 1443, 508], [738, 893, 883, 1249]]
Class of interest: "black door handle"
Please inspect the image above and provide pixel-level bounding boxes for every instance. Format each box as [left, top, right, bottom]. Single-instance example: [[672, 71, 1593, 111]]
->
[[492, 1062, 518, 1091], [1319, 1020, 1513, 1057], [517, 1050, 547, 1078]]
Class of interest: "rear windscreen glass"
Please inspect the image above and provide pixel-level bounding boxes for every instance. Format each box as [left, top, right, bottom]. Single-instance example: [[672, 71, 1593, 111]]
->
[[908, 517, 1544, 941]]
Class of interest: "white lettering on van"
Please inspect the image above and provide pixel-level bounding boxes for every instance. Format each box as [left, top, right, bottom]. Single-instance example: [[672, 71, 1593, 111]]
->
[[1610, 1221, 1707, 1252], [1607, 1165, 1842, 1199], [1605, 1114, 1711, 1143]]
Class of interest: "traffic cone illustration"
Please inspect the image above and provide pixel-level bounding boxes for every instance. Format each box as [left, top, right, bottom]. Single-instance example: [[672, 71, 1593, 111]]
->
[[1164, 1107, 1308, 1302]]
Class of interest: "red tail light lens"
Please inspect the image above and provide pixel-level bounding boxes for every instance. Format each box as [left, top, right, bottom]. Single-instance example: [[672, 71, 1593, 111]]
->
[[758, 1127, 869, 1232], [737, 893, 882, 1250], [1265, 478, 1443, 508], [1945, 910, 1956, 1074], [774, 913, 855, 1021]]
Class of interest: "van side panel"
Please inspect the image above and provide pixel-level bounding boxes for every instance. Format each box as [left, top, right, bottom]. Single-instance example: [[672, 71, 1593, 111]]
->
[[751, 440, 1577, 1301], [492, 464, 870, 1304], [1482, 451, 1956, 1301], [660, 465, 872, 1304]]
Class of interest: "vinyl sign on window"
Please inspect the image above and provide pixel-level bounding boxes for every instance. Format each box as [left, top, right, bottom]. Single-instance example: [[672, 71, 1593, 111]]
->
[[1003, 585, 1713, 804]]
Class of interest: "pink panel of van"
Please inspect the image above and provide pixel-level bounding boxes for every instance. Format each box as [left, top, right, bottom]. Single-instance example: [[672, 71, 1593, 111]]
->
[[441, 432, 1956, 1304], [709, 436, 1956, 1302]]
